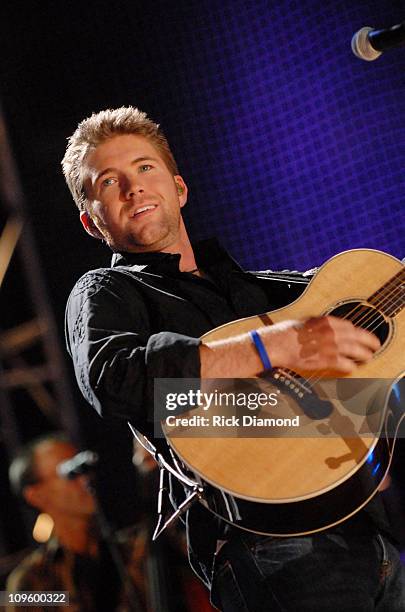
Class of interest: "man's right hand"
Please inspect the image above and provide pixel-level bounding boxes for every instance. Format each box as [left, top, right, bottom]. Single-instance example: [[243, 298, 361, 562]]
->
[[263, 316, 381, 375], [200, 316, 381, 379]]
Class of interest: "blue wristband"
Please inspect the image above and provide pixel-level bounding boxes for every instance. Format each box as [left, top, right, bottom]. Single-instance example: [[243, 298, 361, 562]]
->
[[249, 330, 272, 371]]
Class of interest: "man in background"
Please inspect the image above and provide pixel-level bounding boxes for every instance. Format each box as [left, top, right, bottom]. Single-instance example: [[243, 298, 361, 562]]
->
[[7, 434, 148, 611]]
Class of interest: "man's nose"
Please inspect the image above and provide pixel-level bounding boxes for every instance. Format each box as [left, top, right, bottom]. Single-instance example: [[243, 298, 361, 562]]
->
[[123, 176, 144, 199]]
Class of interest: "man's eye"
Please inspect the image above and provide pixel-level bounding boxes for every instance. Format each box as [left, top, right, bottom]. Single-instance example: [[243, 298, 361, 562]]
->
[[102, 177, 116, 187], [139, 164, 152, 172]]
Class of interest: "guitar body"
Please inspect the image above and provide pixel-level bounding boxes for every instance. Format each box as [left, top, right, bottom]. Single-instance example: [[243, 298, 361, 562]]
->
[[164, 249, 405, 535]]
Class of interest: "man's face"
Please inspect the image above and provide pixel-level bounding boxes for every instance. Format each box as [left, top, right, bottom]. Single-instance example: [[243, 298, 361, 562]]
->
[[82, 134, 188, 252], [28, 441, 96, 519]]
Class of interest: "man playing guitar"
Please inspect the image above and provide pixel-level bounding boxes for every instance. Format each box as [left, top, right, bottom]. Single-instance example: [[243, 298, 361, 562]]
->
[[63, 106, 405, 611]]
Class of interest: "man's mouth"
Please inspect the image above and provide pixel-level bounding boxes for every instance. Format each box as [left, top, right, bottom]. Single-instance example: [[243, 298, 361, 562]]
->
[[131, 205, 157, 217]]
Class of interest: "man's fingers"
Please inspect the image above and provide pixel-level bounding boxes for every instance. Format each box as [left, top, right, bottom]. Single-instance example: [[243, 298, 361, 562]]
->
[[306, 316, 381, 353], [352, 326, 381, 352], [269, 316, 381, 373], [338, 340, 375, 363], [334, 356, 359, 374], [297, 316, 381, 372]]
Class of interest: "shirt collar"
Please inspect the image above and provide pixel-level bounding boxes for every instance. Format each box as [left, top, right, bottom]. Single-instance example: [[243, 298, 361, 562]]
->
[[110, 238, 244, 275]]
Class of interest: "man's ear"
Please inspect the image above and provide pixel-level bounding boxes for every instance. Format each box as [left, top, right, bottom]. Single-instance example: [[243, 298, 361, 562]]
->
[[80, 211, 104, 240], [174, 176, 188, 208], [24, 484, 44, 511]]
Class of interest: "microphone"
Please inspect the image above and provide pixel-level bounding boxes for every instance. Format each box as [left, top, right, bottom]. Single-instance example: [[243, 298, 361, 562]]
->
[[352, 21, 405, 61], [57, 450, 99, 480]]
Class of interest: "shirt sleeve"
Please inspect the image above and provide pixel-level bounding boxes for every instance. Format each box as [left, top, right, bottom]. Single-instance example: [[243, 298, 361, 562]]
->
[[65, 270, 201, 429]]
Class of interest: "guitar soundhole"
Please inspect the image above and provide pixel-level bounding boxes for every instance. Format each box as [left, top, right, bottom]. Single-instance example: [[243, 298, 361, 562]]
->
[[329, 301, 389, 345]]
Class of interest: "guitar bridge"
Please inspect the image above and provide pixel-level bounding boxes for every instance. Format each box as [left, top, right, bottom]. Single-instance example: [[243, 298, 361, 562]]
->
[[264, 368, 334, 420]]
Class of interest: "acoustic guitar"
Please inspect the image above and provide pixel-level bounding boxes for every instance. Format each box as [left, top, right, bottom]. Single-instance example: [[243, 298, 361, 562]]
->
[[163, 249, 404, 536]]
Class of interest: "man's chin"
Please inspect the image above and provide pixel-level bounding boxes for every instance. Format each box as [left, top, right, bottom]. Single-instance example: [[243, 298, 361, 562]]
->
[[127, 229, 173, 252], [108, 225, 176, 253]]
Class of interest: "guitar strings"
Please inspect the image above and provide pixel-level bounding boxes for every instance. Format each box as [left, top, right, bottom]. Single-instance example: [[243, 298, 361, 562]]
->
[[271, 268, 403, 392], [345, 268, 404, 330], [340, 268, 404, 330], [301, 297, 399, 390], [332, 267, 403, 336], [298, 306, 402, 391], [279, 267, 404, 393]]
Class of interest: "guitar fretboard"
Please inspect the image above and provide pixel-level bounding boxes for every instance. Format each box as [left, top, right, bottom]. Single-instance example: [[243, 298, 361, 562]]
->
[[368, 268, 405, 317]]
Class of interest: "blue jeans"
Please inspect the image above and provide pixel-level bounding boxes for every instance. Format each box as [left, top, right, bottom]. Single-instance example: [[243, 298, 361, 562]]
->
[[211, 531, 405, 611]]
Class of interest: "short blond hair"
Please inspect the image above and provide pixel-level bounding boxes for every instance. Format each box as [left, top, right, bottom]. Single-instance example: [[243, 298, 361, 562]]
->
[[62, 106, 179, 211]]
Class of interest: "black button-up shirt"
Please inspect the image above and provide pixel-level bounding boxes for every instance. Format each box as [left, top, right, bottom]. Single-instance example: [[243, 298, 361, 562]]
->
[[65, 238, 309, 432], [65, 238, 390, 587]]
